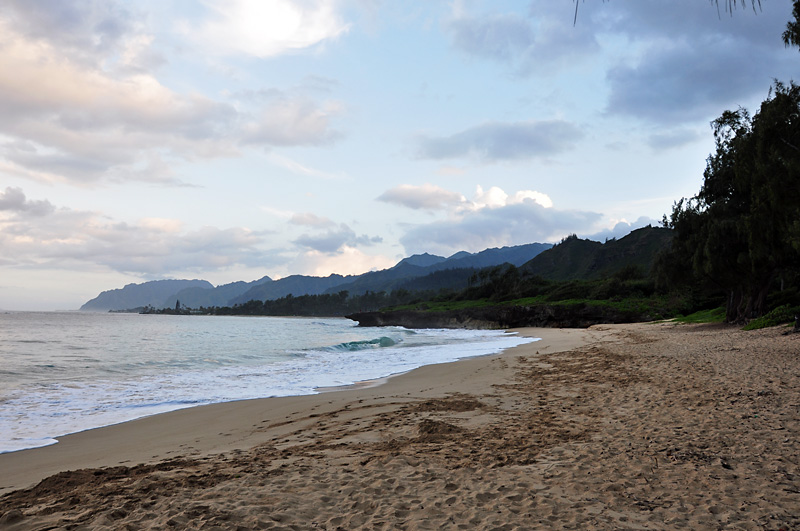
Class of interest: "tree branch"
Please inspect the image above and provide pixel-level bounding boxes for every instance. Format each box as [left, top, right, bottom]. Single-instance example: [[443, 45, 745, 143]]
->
[[572, 0, 762, 25]]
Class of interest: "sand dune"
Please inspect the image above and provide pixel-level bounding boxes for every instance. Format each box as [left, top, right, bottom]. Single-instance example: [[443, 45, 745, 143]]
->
[[1, 323, 798, 530]]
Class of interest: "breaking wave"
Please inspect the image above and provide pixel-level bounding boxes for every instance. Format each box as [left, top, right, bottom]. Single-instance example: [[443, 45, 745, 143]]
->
[[325, 337, 398, 351]]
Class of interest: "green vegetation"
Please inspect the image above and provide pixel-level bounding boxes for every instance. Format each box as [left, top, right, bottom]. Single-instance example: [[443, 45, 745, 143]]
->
[[742, 304, 800, 330], [657, 82, 800, 324], [655, 10, 800, 325], [371, 245, 695, 326], [783, 0, 800, 49], [674, 308, 727, 324], [520, 229, 673, 282], [176, 227, 698, 326], [192, 289, 447, 317]]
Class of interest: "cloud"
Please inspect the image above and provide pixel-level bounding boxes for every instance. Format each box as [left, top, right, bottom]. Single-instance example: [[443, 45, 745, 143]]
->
[[378, 184, 554, 215], [2, 0, 137, 65], [377, 183, 465, 211], [290, 246, 395, 277], [445, 2, 598, 74], [416, 120, 583, 162], [290, 212, 335, 227], [605, 41, 779, 125], [447, 12, 534, 61], [598, 2, 795, 125], [191, 0, 350, 58], [293, 223, 382, 253], [585, 216, 658, 243], [445, 2, 794, 124], [0, 7, 345, 187], [0, 188, 272, 275], [467, 186, 553, 210], [394, 184, 595, 256], [0, 187, 56, 217], [241, 97, 344, 147], [0, 12, 240, 185], [2, 0, 166, 78], [595, 1, 783, 46], [400, 201, 601, 257]]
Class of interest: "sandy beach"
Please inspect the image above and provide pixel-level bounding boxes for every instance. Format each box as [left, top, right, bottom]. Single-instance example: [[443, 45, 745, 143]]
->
[[1, 322, 798, 530]]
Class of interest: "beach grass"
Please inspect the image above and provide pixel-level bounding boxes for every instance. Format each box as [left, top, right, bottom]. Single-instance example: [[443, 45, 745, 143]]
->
[[742, 304, 800, 330], [674, 307, 726, 324]]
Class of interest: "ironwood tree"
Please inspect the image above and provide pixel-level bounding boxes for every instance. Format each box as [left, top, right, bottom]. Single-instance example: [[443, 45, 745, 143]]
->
[[661, 82, 800, 322]]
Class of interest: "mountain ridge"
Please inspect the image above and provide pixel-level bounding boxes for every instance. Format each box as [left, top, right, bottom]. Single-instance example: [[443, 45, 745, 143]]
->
[[80, 230, 671, 312], [162, 276, 273, 309], [79, 241, 554, 311], [79, 279, 213, 312]]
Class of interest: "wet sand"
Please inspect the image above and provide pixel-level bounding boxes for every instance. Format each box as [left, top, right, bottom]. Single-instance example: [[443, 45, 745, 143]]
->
[[1, 323, 798, 530]]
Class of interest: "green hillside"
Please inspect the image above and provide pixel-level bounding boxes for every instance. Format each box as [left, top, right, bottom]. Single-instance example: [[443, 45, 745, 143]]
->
[[521, 226, 673, 281]]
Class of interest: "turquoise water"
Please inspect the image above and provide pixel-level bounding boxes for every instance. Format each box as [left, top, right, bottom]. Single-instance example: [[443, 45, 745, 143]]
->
[[0, 311, 536, 453]]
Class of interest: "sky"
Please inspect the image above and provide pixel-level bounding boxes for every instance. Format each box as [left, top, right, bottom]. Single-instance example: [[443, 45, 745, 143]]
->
[[0, 0, 797, 311]]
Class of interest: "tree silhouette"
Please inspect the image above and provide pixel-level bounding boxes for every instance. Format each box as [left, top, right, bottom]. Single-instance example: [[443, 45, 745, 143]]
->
[[661, 82, 800, 322], [783, 0, 800, 49]]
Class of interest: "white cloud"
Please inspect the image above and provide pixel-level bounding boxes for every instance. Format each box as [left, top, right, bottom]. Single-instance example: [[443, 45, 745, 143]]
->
[[470, 185, 509, 210], [465, 186, 553, 210], [378, 183, 554, 214], [377, 183, 466, 211], [291, 245, 394, 277], [0, 188, 271, 276], [2, 0, 142, 66], [0, 6, 347, 188], [512, 190, 554, 209], [293, 223, 382, 253], [290, 212, 335, 227], [242, 98, 344, 147], [399, 201, 601, 256], [138, 217, 184, 233], [192, 0, 350, 58], [0, 15, 239, 185], [0, 22, 209, 128], [394, 184, 589, 256], [0, 186, 55, 217], [585, 216, 658, 242]]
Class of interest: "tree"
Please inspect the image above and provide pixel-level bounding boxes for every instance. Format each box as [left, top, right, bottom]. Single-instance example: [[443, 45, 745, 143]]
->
[[783, 0, 800, 49], [661, 82, 800, 322]]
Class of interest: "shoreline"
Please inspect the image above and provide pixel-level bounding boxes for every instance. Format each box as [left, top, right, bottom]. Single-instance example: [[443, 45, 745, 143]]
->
[[312, 332, 542, 394], [0, 320, 530, 458], [3, 322, 798, 530], [0, 327, 593, 496]]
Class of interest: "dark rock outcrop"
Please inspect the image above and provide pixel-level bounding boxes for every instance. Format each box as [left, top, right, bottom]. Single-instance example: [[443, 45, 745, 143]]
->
[[347, 303, 657, 329]]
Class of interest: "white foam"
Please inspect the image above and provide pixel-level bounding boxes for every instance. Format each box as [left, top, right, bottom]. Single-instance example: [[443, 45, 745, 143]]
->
[[0, 313, 537, 453]]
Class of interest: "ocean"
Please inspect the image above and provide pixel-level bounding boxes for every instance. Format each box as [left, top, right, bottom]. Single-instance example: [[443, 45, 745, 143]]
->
[[0, 311, 536, 454]]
